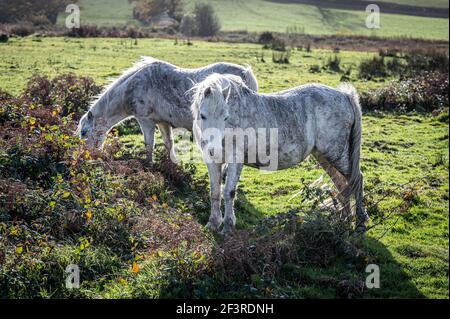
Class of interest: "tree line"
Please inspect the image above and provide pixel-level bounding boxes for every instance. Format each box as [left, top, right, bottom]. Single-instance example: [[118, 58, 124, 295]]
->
[[0, 0, 74, 25], [0, 0, 221, 37]]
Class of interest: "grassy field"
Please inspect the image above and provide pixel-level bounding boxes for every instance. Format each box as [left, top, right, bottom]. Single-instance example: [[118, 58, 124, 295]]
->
[[0, 37, 387, 96], [57, 0, 137, 27], [0, 37, 448, 298], [56, 0, 449, 40], [183, 0, 449, 39], [363, 0, 449, 8]]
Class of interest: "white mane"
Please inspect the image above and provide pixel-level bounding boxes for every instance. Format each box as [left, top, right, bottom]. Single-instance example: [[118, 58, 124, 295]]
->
[[88, 56, 160, 113], [190, 73, 249, 114]]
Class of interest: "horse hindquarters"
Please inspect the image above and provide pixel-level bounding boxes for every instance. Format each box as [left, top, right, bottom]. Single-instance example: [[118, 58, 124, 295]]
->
[[340, 85, 369, 231], [313, 85, 368, 231]]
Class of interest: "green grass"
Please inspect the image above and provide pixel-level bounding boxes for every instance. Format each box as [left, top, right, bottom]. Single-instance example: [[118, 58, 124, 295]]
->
[[0, 37, 388, 96], [57, 0, 138, 27], [184, 0, 449, 39], [56, 0, 449, 40], [0, 37, 448, 298], [363, 0, 449, 8]]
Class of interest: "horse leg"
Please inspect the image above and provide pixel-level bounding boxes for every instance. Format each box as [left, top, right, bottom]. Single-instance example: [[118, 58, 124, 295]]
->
[[313, 151, 352, 220], [222, 163, 243, 234], [221, 164, 228, 183], [353, 171, 369, 232], [157, 122, 177, 162], [327, 154, 369, 232], [136, 117, 156, 162], [206, 162, 223, 232]]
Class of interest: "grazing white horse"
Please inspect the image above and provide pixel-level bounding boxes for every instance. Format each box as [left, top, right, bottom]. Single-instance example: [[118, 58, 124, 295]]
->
[[191, 74, 369, 234], [77, 57, 258, 161]]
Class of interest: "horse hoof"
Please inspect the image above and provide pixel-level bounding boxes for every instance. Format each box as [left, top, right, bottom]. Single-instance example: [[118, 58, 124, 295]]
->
[[220, 227, 235, 236], [355, 224, 367, 234], [220, 221, 236, 236], [206, 222, 220, 232], [144, 158, 155, 168]]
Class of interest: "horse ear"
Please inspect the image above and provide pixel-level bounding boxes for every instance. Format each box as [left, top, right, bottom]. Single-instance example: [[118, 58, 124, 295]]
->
[[87, 110, 93, 121], [222, 85, 231, 102], [204, 87, 212, 98]]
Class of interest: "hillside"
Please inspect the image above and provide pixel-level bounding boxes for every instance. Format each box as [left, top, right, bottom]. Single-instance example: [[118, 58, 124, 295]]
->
[[364, 0, 449, 8], [57, 0, 449, 40], [183, 0, 449, 39], [273, 0, 448, 18]]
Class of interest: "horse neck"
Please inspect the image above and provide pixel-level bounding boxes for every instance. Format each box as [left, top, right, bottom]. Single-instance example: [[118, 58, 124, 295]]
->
[[91, 89, 129, 130]]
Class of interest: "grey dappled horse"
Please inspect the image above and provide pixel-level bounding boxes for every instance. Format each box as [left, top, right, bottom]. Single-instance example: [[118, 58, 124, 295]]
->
[[78, 57, 258, 161], [191, 73, 369, 234]]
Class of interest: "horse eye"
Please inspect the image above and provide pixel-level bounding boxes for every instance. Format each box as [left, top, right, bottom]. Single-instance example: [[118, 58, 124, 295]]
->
[[224, 116, 229, 121], [200, 114, 206, 120]]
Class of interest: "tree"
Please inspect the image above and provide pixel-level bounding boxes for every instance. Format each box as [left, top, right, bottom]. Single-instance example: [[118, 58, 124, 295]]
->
[[179, 14, 196, 37], [131, 0, 183, 25], [0, 0, 73, 24], [193, 3, 220, 37]]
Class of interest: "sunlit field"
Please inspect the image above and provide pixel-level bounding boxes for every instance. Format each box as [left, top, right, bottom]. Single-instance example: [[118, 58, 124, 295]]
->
[[57, 0, 449, 40]]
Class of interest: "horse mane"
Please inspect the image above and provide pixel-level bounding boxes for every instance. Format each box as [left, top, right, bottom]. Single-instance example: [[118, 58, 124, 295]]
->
[[88, 56, 161, 113], [190, 73, 249, 114]]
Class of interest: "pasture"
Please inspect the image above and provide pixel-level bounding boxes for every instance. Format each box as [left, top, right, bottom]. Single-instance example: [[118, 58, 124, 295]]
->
[[57, 0, 450, 40], [0, 37, 448, 298], [0, 37, 387, 95]]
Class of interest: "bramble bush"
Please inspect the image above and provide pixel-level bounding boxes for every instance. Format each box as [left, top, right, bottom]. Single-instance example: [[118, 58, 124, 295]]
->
[[22, 74, 101, 119], [358, 50, 449, 80], [360, 71, 449, 113]]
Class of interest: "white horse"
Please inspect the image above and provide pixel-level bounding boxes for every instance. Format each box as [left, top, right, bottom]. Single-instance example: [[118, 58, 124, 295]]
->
[[191, 74, 369, 234], [77, 57, 258, 161]]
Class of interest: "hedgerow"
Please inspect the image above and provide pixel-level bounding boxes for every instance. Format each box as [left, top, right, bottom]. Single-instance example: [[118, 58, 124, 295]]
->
[[360, 71, 449, 113]]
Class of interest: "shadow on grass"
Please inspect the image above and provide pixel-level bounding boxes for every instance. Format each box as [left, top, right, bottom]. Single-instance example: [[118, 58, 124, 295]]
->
[[363, 237, 425, 298], [159, 183, 425, 298]]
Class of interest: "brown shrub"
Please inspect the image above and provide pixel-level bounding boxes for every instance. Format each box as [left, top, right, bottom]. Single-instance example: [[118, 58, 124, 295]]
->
[[360, 71, 449, 113], [214, 210, 363, 281], [22, 74, 101, 119]]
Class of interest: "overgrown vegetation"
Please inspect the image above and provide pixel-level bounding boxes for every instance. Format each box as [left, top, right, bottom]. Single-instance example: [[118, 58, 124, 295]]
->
[[356, 49, 449, 113], [358, 50, 449, 80], [0, 74, 206, 297], [361, 71, 449, 113], [325, 55, 341, 72]]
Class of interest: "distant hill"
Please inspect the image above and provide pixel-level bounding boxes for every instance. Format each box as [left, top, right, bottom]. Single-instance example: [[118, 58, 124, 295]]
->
[[58, 0, 449, 40], [363, 0, 449, 8], [270, 0, 448, 18]]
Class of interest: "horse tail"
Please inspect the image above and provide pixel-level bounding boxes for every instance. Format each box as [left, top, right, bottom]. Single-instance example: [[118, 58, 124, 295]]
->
[[242, 65, 259, 92], [338, 83, 367, 224]]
